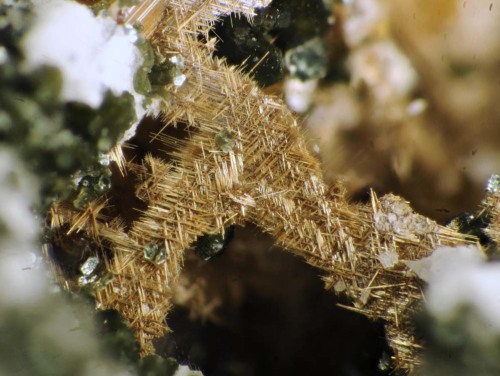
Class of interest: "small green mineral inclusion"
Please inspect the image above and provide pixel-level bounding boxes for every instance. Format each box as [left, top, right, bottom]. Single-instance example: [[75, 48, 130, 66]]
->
[[143, 243, 166, 265], [133, 37, 155, 95], [285, 37, 327, 81], [78, 273, 113, 290], [77, 255, 113, 290], [73, 172, 111, 208], [215, 129, 235, 152], [153, 248, 166, 264], [72, 161, 112, 209], [95, 174, 111, 193], [194, 226, 234, 261], [149, 53, 186, 88], [143, 243, 158, 261], [195, 234, 225, 260]]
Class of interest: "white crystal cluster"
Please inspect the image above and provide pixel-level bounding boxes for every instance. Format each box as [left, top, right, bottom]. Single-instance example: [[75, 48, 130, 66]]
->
[[373, 194, 437, 240], [407, 245, 500, 335], [22, 0, 143, 110]]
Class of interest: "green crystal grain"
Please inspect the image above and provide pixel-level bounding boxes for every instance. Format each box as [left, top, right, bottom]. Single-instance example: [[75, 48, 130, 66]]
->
[[133, 37, 155, 95], [285, 37, 327, 81], [143, 243, 166, 265], [194, 227, 234, 261], [72, 167, 112, 209], [149, 53, 186, 88], [215, 129, 235, 152], [143, 243, 158, 261]]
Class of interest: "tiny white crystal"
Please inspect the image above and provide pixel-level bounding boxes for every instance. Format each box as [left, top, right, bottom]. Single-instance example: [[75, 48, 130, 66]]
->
[[284, 78, 318, 113], [407, 245, 500, 333], [173, 74, 187, 87], [334, 279, 347, 292], [80, 256, 99, 276], [404, 245, 484, 283], [377, 250, 399, 269]]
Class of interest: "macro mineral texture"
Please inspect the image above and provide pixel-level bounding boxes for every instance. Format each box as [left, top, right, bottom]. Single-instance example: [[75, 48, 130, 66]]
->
[[1, 0, 496, 375], [47, 1, 482, 373]]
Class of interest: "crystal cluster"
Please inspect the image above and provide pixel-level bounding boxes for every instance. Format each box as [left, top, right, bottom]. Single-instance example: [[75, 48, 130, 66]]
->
[[143, 243, 166, 265], [373, 194, 438, 240], [193, 227, 234, 261]]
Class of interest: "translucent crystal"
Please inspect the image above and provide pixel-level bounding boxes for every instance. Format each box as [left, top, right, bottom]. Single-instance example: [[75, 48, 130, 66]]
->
[[79, 176, 93, 188], [95, 174, 111, 194], [194, 227, 234, 261], [377, 250, 399, 269], [149, 53, 186, 88], [77, 276, 87, 286], [486, 174, 500, 194], [285, 37, 327, 81], [143, 243, 158, 262], [168, 54, 185, 69], [151, 247, 166, 265], [73, 189, 94, 209], [143, 243, 166, 265], [73, 170, 112, 208], [80, 256, 99, 276], [77, 274, 98, 286], [98, 153, 110, 166], [172, 74, 186, 87], [215, 129, 235, 152]]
